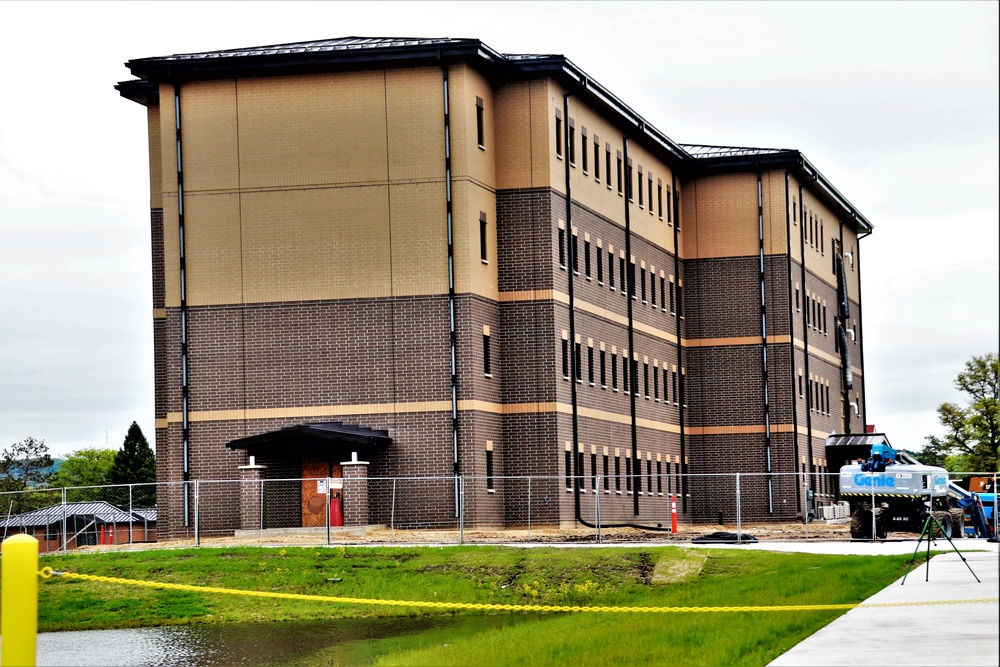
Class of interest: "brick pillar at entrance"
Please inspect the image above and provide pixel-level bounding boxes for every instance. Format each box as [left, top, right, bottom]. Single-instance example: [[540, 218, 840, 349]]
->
[[340, 453, 369, 527], [238, 457, 268, 531]]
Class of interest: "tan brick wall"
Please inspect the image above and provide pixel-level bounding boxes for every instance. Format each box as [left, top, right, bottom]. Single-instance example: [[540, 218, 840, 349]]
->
[[681, 173, 759, 258], [147, 105, 161, 209]]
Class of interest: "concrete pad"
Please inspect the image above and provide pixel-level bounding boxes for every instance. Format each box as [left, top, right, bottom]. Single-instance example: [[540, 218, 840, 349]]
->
[[770, 550, 999, 666]]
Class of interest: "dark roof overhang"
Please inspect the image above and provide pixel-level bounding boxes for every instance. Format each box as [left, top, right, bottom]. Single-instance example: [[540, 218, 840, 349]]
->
[[226, 421, 391, 457], [681, 144, 874, 236]]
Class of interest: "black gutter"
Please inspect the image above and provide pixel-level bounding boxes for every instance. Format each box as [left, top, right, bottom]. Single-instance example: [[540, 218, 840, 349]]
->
[[672, 173, 687, 514], [442, 67, 461, 513], [623, 137, 639, 517], [756, 170, 774, 513], [564, 93, 582, 523], [784, 172, 802, 513], [174, 84, 191, 527], [798, 180, 815, 500]]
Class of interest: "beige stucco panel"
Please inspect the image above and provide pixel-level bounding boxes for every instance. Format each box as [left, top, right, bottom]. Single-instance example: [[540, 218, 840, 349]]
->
[[180, 80, 240, 193], [159, 83, 177, 196], [682, 173, 758, 259], [147, 105, 162, 209], [184, 193, 243, 306], [787, 173, 804, 264], [448, 64, 496, 189], [493, 81, 533, 190], [388, 181, 449, 296], [240, 186, 391, 303], [450, 180, 499, 299], [386, 67, 445, 182], [237, 72, 388, 189], [162, 195, 180, 307], [764, 170, 788, 255]]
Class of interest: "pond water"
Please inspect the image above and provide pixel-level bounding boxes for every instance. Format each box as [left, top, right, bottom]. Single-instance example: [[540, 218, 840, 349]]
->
[[35, 614, 550, 666]]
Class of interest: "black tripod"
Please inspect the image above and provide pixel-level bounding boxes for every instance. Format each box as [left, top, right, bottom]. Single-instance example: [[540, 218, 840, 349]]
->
[[901, 512, 980, 585]]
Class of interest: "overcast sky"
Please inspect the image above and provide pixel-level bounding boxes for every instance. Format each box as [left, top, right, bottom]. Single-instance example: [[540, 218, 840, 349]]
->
[[1, 1, 997, 460]]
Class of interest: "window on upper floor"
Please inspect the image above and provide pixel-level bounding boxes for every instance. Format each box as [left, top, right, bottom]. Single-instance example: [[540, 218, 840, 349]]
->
[[555, 110, 563, 157], [479, 211, 488, 263], [581, 127, 588, 173], [476, 97, 485, 149]]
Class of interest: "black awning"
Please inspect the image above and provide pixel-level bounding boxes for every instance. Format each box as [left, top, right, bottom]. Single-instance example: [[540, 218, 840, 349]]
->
[[226, 422, 391, 456], [825, 433, 891, 449]]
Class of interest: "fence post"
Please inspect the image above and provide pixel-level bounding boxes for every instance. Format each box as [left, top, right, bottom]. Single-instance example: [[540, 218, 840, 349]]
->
[[595, 474, 602, 544], [259, 478, 264, 544], [458, 476, 465, 545], [60, 486, 67, 553], [735, 473, 742, 543], [527, 476, 532, 539], [129, 484, 134, 545], [1, 534, 38, 667], [390, 478, 397, 542], [326, 477, 331, 547], [194, 480, 201, 547]]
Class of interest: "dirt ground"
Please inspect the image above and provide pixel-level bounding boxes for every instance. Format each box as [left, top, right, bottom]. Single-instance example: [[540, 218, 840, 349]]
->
[[63, 519, 883, 554]]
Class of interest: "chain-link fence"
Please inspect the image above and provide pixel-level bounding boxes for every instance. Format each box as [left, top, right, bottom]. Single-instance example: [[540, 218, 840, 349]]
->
[[2, 471, 995, 551]]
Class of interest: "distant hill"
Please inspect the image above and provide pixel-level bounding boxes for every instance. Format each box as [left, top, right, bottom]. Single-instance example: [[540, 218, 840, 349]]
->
[[0, 458, 63, 486]]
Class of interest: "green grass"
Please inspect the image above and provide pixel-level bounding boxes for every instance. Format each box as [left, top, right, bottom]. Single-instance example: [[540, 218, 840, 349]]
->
[[20, 545, 923, 665]]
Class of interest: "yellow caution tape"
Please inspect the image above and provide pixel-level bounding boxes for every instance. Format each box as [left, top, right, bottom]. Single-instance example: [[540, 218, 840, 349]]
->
[[37, 568, 997, 614]]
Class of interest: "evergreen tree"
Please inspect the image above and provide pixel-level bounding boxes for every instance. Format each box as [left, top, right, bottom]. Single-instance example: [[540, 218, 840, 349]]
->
[[107, 422, 157, 507]]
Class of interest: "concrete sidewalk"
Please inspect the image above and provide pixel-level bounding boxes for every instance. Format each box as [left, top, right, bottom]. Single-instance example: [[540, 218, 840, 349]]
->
[[769, 544, 999, 667]]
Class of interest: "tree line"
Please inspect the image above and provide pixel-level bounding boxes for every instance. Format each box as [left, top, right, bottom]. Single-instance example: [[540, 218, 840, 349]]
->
[[1, 421, 156, 511]]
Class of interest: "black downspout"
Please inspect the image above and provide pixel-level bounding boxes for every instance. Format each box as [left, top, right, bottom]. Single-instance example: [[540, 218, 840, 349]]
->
[[564, 94, 582, 523], [784, 172, 801, 513], [838, 224, 853, 435], [672, 173, 687, 514], [756, 170, 773, 513], [623, 137, 639, 518], [442, 68, 460, 513], [174, 84, 191, 527], [798, 181, 815, 498], [854, 235, 866, 428]]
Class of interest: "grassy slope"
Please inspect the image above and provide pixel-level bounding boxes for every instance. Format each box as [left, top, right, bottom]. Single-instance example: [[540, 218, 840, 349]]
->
[[28, 546, 919, 665]]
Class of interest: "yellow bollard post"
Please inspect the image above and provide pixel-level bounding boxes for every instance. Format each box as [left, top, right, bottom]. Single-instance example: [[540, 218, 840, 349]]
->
[[1, 534, 39, 667]]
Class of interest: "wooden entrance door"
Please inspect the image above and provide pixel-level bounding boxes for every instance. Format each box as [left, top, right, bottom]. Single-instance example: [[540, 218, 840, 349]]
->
[[301, 459, 343, 527]]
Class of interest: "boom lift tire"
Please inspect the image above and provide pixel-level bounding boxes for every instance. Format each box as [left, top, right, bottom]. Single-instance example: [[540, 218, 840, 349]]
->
[[930, 511, 953, 538]]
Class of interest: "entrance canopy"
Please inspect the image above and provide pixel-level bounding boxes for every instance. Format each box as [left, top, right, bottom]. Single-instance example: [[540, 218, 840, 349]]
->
[[226, 422, 391, 459]]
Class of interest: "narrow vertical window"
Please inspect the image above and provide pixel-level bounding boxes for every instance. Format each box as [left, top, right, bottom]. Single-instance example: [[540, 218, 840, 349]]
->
[[611, 352, 618, 390], [608, 250, 615, 288], [600, 349, 607, 387], [660, 276, 666, 310], [562, 339, 569, 379], [657, 180, 663, 218], [594, 136, 601, 181], [591, 453, 598, 490], [620, 257, 626, 294], [643, 362, 650, 397], [626, 458, 632, 492], [622, 355, 629, 394], [663, 367, 669, 403], [632, 358, 639, 395], [483, 330, 491, 376], [615, 456, 621, 492], [565, 450, 572, 489], [581, 127, 588, 172], [657, 461, 662, 493], [680, 372, 686, 407], [823, 305, 828, 333], [568, 120, 576, 165], [669, 281, 676, 314], [605, 144, 612, 187], [588, 345, 595, 385], [795, 286, 800, 311], [603, 455, 609, 491], [792, 197, 797, 222], [555, 111, 563, 157], [640, 267, 647, 302], [666, 188, 673, 223], [558, 228, 566, 268], [677, 284, 683, 317], [584, 240, 591, 278], [479, 211, 488, 263], [574, 342, 582, 382], [650, 273, 655, 305], [626, 160, 633, 201], [486, 445, 494, 490], [672, 370, 678, 404], [647, 459, 653, 494], [597, 246, 604, 283], [629, 261, 636, 298], [654, 366, 659, 400], [616, 152, 623, 194], [666, 462, 672, 493], [637, 166, 644, 206], [572, 234, 579, 274], [648, 175, 654, 214], [475, 97, 485, 149], [633, 458, 641, 493]]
